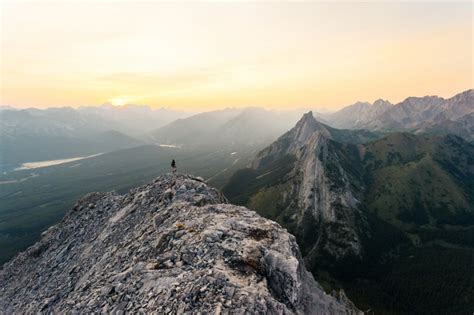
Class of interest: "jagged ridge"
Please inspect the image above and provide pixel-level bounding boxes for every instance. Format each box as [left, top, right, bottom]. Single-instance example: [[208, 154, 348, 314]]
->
[[238, 112, 365, 263], [0, 174, 359, 314]]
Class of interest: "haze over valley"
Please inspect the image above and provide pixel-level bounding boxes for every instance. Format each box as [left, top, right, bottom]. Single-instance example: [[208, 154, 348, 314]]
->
[[2, 89, 473, 313]]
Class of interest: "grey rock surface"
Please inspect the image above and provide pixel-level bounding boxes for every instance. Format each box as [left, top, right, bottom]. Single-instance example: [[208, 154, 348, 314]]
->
[[0, 174, 359, 314], [251, 113, 365, 262]]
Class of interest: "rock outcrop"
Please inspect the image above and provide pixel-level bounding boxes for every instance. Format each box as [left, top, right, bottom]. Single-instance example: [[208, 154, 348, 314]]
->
[[0, 174, 359, 314]]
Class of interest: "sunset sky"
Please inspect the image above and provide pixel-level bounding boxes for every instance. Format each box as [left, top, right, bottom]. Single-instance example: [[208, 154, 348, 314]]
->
[[1, 1, 472, 111]]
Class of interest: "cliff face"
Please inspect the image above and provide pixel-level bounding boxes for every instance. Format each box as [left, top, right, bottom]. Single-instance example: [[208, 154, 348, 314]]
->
[[246, 113, 365, 264], [0, 174, 359, 314]]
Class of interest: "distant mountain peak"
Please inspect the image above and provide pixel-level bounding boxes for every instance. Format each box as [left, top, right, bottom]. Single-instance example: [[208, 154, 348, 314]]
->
[[449, 88, 473, 101], [250, 111, 334, 169], [295, 111, 317, 127], [373, 99, 392, 107], [295, 111, 320, 129], [300, 110, 315, 120], [291, 111, 329, 144], [401, 95, 444, 107]]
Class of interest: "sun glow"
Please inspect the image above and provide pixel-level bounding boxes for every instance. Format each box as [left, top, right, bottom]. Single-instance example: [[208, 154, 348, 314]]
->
[[109, 97, 127, 107]]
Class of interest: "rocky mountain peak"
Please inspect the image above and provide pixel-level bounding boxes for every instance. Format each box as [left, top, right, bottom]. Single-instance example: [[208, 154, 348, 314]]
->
[[455, 88, 473, 99], [291, 111, 330, 146], [245, 112, 365, 265], [0, 174, 359, 314], [373, 99, 392, 107], [295, 111, 317, 128], [249, 112, 331, 169], [444, 89, 474, 108], [401, 95, 444, 107]]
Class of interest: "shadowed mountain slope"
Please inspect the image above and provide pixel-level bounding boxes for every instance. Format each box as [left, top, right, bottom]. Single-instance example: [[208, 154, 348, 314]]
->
[[224, 112, 474, 314]]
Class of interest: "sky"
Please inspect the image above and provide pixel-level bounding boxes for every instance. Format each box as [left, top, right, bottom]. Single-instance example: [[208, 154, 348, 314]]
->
[[1, 1, 472, 111]]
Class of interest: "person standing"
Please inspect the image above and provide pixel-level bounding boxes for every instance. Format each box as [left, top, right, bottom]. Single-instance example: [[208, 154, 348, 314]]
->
[[171, 159, 177, 174]]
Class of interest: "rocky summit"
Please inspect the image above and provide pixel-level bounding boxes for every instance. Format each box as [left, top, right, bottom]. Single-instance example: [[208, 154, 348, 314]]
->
[[0, 174, 359, 314]]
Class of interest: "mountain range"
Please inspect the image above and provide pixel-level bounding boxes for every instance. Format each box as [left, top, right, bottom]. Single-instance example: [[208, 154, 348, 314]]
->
[[1, 89, 473, 313], [1, 106, 310, 171], [149, 107, 308, 148], [3, 89, 471, 171], [0, 105, 189, 170], [324, 89, 474, 141], [224, 112, 474, 313]]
